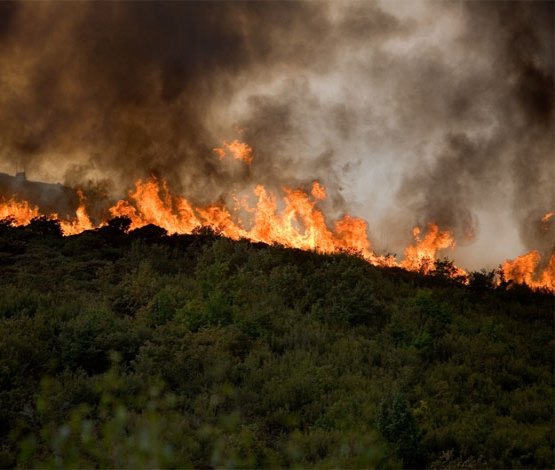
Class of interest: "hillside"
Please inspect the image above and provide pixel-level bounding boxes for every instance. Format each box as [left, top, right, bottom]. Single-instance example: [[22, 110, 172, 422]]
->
[[0, 218, 553, 468]]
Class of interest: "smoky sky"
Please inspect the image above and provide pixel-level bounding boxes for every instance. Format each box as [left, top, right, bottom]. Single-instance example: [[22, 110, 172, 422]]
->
[[0, 1, 552, 267], [395, 1, 554, 260], [0, 1, 330, 191]]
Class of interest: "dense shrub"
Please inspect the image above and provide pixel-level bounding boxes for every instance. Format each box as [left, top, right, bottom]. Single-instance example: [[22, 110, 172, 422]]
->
[[0, 223, 552, 468]]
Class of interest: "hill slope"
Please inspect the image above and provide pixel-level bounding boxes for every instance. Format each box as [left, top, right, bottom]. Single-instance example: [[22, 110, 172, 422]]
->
[[0, 220, 553, 468]]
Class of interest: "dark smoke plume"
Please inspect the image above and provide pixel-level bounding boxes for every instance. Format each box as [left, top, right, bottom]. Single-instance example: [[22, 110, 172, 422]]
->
[[0, 1, 335, 199], [0, 1, 552, 266]]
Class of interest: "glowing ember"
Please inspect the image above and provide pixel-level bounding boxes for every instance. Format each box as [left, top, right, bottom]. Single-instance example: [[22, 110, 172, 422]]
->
[[213, 139, 253, 164]]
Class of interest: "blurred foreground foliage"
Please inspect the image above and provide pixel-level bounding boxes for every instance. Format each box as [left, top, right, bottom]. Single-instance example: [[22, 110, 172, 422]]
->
[[0, 219, 553, 468]]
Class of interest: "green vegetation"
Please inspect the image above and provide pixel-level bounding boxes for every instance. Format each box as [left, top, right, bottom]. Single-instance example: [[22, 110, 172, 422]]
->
[[0, 218, 553, 468]]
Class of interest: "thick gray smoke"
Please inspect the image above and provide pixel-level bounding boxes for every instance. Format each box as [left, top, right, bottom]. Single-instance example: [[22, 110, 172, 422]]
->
[[0, 1, 552, 268], [395, 2, 554, 262]]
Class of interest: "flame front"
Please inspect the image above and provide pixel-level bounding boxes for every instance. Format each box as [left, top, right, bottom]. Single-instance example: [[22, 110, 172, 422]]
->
[[0, 198, 40, 225], [0, 176, 553, 291], [107, 178, 378, 262], [502, 251, 555, 290]]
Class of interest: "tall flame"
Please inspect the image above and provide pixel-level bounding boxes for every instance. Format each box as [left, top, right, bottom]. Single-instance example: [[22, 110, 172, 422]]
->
[[58, 190, 94, 236], [109, 178, 201, 233], [402, 224, 456, 273], [0, 197, 40, 226], [109, 179, 380, 263], [502, 251, 555, 290]]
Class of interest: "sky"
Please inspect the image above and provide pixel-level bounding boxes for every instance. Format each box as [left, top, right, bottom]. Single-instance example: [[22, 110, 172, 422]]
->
[[0, 0, 553, 269]]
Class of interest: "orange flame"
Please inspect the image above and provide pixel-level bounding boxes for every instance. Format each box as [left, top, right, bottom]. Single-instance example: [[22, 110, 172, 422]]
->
[[0, 176, 553, 291], [401, 223, 457, 274], [541, 211, 554, 223], [502, 251, 555, 290], [109, 178, 201, 233], [106, 178, 380, 262], [213, 139, 253, 164], [0, 197, 40, 226], [59, 190, 94, 236], [311, 181, 326, 200]]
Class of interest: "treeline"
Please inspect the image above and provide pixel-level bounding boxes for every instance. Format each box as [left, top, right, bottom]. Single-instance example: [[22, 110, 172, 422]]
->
[[0, 217, 553, 468]]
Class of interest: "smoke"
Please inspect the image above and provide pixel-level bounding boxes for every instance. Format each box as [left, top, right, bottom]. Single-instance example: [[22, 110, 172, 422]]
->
[[395, 1, 554, 261], [0, 1, 552, 267], [0, 1, 333, 196]]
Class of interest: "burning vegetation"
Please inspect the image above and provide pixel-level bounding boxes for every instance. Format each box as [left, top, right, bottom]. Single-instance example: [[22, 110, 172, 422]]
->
[[0, 2, 552, 291], [0, 165, 552, 291], [0, 2, 553, 468]]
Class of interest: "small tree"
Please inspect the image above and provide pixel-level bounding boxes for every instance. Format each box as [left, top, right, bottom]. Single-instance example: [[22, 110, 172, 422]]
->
[[28, 216, 62, 237], [433, 257, 466, 284], [468, 269, 497, 290], [107, 216, 132, 234], [377, 393, 422, 468]]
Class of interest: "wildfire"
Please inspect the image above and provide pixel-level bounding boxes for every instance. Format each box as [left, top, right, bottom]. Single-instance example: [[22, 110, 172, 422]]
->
[[109, 178, 201, 234], [0, 175, 553, 291], [502, 251, 555, 290], [0, 197, 39, 226], [106, 178, 379, 262], [213, 139, 253, 164], [402, 224, 457, 274], [58, 190, 94, 236], [244, 182, 382, 263]]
